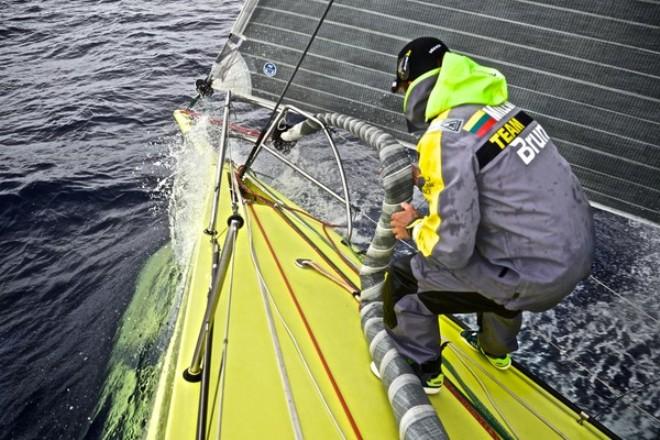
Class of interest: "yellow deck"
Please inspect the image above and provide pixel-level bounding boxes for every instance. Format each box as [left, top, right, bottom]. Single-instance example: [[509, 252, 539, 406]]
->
[[146, 110, 612, 439]]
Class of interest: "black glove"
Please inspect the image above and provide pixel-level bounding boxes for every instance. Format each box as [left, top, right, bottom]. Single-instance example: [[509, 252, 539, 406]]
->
[[271, 118, 299, 154]]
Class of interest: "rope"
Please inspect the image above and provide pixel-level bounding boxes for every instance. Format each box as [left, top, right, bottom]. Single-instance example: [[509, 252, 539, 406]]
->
[[240, 0, 337, 178], [444, 349, 519, 440], [250, 217, 305, 440], [249, 176, 361, 275], [238, 143, 346, 437], [248, 203, 363, 439]]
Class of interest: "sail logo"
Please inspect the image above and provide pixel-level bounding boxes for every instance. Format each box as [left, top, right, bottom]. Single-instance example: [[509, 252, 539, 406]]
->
[[263, 62, 278, 77], [475, 111, 544, 169]]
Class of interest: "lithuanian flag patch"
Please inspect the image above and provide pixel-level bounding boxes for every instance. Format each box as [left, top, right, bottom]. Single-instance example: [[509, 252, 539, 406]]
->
[[464, 110, 497, 137]]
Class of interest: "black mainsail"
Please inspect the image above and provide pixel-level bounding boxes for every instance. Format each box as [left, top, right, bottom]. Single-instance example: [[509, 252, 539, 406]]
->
[[210, 0, 660, 225]]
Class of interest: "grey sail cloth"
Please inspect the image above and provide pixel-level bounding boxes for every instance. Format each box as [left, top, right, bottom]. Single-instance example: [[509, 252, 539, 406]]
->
[[284, 113, 448, 439], [213, 0, 660, 225]]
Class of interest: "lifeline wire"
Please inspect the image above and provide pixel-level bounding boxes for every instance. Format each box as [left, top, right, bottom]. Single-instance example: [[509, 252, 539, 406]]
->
[[448, 343, 567, 439], [240, 0, 336, 178]]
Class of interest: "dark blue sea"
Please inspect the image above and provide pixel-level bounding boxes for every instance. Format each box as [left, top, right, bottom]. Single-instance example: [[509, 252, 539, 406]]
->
[[1, 1, 658, 439]]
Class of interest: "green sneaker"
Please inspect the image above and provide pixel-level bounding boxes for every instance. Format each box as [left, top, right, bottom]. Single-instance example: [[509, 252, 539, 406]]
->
[[460, 330, 512, 370], [370, 360, 444, 395]]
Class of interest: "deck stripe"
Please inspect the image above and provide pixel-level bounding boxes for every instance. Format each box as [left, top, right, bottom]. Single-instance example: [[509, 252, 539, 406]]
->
[[444, 379, 502, 440]]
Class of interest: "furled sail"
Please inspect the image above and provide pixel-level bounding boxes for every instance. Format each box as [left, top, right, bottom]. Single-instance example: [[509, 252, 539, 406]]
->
[[211, 0, 660, 225]]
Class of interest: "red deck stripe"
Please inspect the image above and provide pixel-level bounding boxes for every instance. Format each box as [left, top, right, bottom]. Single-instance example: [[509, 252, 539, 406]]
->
[[444, 379, 501, 439], [249, 204, 364, 439]]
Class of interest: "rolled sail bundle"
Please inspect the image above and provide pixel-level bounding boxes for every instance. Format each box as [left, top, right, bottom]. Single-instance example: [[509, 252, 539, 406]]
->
[[281, 113, 447, 439]]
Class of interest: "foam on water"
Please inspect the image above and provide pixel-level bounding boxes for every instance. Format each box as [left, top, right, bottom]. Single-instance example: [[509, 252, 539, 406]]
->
[[164, 120, 217, 269]]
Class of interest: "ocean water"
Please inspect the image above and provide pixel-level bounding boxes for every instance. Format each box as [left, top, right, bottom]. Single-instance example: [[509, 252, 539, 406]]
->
[[1, 1, 659, 439], [0, 1, 241, 438]]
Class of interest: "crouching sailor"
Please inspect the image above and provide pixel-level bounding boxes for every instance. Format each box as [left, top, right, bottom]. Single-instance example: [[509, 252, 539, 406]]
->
[[384, 37, 594, 392]]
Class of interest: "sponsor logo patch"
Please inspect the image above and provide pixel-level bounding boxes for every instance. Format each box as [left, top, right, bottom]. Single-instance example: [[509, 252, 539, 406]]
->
[[441, 119, 463, 132], [465, 102, 516, 138], [483, 101, 516, 121], [476, 111, 549, 169], [511, 125, 551, 165], [428, 118, 463, 133]]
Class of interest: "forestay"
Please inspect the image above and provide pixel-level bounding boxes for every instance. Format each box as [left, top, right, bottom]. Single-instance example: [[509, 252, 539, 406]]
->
[[210, 0, 660, 224]]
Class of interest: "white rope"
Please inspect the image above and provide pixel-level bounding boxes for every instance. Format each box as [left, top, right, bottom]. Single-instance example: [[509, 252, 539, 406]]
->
[[255, 249, 347, 440]]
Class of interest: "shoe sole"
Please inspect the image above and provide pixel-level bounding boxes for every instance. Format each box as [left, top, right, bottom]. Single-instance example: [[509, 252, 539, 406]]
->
[[370, 362, 442, 395], [461, 332, 511, 371]]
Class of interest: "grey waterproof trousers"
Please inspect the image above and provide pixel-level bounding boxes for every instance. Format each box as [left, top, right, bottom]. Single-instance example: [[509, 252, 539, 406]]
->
[[384, 254, 522, 365]]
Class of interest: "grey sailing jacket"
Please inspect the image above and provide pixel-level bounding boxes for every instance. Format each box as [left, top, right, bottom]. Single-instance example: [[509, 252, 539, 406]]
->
[[410, 101, 594, 312]]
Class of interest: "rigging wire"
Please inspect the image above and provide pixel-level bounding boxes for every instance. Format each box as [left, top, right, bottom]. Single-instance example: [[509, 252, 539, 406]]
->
[[447, 343, 569, 438], [589, 275, 659, 325], [204, 135, 242, 440], [248, 202, 364, 439], [244, 212, 347, 439], [214, 217, 238, 440], [247, 217, 305, 440], [447, 347, 520, 439], [240, 0, 337, 179], [230, 140, 305, 439]]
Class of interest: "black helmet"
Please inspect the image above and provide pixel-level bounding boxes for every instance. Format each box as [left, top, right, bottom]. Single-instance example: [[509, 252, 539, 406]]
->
[[392, 37, 449, 92]]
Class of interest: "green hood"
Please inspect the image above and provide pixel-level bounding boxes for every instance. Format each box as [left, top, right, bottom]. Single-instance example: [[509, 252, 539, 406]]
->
[[403, 53, 508, 127]]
